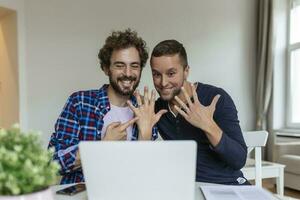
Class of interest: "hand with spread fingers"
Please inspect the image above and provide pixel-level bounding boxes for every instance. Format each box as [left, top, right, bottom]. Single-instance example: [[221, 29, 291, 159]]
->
[[174, 84, 223, 146], [127, 86, 167, 140], [103, 117, 138, 141]]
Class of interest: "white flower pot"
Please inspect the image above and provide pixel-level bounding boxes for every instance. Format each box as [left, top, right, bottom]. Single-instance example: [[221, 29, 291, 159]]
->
[[0, 187, 53, 200]]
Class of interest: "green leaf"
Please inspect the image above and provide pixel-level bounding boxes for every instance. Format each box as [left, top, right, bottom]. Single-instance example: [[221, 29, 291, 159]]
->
[[0, 125, 60, 195]]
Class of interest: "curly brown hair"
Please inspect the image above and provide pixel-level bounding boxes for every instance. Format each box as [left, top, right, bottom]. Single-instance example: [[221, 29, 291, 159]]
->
[[98, 29, 148, 70]]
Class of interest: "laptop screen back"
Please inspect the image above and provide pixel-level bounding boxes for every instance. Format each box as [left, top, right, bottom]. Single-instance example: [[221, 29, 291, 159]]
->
[[79, 141, 197, 200]]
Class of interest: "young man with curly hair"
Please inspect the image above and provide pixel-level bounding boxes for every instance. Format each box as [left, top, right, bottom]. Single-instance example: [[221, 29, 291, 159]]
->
[[48, 29, 166, 184]]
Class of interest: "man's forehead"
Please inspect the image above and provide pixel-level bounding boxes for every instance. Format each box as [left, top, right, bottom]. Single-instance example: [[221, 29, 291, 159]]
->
[[112, 47, 139, 55], [151, 56, 182, 71], [151, 66, 178, 73], [110, 47, 141, 62]]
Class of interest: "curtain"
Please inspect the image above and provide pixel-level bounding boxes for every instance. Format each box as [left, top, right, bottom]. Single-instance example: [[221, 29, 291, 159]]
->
[[256, 0, 276, 131]]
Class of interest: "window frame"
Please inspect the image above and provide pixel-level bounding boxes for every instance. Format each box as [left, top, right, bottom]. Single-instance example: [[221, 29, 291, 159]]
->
[[286, 0, 300, 128]]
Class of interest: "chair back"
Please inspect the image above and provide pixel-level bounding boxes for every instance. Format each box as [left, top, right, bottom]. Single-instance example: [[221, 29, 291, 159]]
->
[[243, 131, 268, 187]]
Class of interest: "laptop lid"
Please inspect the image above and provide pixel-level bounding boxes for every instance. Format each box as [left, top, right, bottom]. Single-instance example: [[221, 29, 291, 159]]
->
[[79, 141, 197, 200]]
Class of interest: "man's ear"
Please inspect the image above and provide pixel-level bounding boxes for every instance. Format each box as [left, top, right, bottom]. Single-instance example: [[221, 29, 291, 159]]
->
[[102, 66, 109, 76], [184, 65, 190, 80]]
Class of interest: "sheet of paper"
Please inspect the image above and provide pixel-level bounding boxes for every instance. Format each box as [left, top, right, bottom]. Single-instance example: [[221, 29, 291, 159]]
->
[[200, 185, 277, 200]]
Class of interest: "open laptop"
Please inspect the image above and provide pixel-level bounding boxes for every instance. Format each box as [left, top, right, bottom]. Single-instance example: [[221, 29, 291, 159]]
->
[[79, 141, 197, 200]]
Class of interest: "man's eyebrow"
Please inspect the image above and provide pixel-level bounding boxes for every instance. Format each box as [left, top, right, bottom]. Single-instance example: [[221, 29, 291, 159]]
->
[[151, 67, 176, 74], [112, 61, 125, 65], [112, 61, 141, 65], [166, 68, 177, 72], [166, 67, 177, 74], [130, 61, 141, 65]]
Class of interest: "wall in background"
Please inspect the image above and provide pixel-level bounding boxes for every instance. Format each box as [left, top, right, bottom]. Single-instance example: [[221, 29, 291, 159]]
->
[[21, 0, 257, 145], [0, 0, 27, 131], [0, 8, 19, 128]]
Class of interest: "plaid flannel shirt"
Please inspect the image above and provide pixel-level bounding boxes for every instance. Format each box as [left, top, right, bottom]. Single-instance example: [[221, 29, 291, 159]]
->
[[48, 84, 158, 184]]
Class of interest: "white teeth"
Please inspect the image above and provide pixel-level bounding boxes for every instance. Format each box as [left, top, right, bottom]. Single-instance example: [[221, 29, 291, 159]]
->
[[121, 80, 132, 87]]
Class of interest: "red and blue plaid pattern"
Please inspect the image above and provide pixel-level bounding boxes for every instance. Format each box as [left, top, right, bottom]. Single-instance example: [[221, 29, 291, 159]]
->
[[48, 84, 158, 184]]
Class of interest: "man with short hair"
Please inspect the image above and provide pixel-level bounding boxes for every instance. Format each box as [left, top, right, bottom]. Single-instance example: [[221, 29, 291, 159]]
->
[[49, 29, 166, 184], [150, 39, 249, 185]]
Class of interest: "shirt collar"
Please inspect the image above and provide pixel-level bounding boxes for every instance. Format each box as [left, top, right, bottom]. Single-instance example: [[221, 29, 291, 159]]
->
[[97, 84, 138, 110]]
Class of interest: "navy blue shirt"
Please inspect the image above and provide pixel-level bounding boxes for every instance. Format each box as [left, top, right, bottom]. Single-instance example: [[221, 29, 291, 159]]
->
[[155, 82, 248, 185]]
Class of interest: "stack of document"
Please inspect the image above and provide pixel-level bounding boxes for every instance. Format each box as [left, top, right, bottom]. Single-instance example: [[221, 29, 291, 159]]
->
[[200, 186, 278, 200]]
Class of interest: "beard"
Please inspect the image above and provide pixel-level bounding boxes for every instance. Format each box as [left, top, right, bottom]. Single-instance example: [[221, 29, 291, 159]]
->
[[109, 73, 140, 96], [156, 76, 185, 101], [158, 87, 182, 101]]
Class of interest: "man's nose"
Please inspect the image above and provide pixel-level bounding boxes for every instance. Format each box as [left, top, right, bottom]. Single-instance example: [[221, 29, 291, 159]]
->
[[161, 75, 168, 87], [124, 66, 132, 76]]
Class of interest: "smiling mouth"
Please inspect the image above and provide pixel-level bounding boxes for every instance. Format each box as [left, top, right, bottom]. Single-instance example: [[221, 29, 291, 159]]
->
[[119, 80, 133, 88], [160, 88, 173, 94]]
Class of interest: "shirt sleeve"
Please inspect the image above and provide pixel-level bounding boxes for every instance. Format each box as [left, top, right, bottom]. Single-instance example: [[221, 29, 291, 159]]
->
[[210, 90, 247, 170], [48, 93, 81, 174], [151, 125, 158, 140]]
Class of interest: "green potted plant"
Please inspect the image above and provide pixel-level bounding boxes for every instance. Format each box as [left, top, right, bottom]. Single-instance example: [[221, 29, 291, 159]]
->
[[0, 124, 60, 200]]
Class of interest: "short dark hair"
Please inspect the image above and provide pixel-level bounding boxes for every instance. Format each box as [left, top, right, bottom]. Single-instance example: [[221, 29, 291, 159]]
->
[[98, 29, 148, 70], [151, 39, 188, 67]]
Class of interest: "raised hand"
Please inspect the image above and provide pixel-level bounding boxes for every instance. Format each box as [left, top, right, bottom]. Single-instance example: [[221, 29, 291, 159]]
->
[[127, 86, 167, 140], [174, 83, 221, 134], [103, 117, 138, 141]]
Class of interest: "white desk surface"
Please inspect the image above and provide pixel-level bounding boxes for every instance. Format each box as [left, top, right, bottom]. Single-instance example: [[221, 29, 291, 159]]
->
[[51, 182, 287, 200], [52, 182, 211, 200]]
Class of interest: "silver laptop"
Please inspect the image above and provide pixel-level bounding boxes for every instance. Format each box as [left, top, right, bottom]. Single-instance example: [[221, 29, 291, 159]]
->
[[79, 141, 197, 200]]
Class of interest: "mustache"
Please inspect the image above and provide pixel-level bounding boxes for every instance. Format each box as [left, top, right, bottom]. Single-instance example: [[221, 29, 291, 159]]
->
[[117, 76, 137, 82]]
